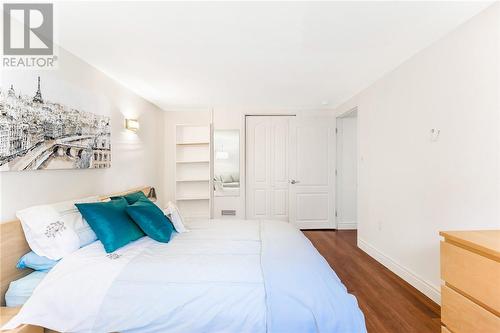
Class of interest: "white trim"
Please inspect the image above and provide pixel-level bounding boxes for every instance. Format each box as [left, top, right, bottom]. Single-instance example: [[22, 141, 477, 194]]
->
[[337, 221, 357, 230], [358, 237, 441, 305], [335, 111, 358, 231], [337, 106, 358, 118], [296, 221, 336, 230]]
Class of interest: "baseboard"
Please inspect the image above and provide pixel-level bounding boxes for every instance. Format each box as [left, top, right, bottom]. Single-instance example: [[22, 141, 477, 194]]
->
[[358, 237, 441, 305], [337, 221, 357, 230]]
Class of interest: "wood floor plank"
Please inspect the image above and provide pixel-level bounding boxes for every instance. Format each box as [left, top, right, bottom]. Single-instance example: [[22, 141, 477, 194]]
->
[[303, 230, 440, 333]]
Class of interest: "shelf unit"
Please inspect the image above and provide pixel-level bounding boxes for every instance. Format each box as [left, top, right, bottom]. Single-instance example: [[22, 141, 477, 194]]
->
[[176, 178, 210, 182], [175, 124, 212, 220], [177, 196, 211, 201], [176, 160, 210, 164], [176, 142, 210, 145]]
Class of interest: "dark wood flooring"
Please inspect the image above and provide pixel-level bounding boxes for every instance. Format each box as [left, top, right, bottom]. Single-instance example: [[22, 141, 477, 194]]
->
[[303, 230, 441, 333]]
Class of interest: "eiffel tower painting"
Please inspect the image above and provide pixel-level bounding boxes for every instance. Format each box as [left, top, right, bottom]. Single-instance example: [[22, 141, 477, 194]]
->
[[0, 77, 111, 171]]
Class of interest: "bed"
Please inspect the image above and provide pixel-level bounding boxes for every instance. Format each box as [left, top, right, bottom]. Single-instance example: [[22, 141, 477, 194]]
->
[[1, 187, 366, 333]]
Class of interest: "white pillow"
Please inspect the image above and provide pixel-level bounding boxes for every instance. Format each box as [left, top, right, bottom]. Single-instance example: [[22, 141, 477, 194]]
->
[[50, 196, 100, 248], [16, 196, 99, 260], [163, 201, 188, 233]]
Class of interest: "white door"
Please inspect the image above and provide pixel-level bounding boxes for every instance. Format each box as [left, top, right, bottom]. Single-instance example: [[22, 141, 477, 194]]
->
[[289, 115, 336, 229], [246, 116, 292, 221]]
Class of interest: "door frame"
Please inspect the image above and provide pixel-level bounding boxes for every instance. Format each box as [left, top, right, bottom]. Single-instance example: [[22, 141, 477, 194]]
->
[[244, 114, 296, 220], [335, 107, 358, 230]]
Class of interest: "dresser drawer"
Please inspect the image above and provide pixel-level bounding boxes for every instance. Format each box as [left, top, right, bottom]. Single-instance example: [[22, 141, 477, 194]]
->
[[442, 285, 500, 333], [441, 241, 500, 311]]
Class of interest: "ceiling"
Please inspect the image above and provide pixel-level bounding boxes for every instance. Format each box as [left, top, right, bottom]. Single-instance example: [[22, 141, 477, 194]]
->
[[54, 1, 492, 111]]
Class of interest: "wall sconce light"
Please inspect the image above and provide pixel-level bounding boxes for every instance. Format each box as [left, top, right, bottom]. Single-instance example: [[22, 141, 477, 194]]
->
[[125, 119, 139, 131]]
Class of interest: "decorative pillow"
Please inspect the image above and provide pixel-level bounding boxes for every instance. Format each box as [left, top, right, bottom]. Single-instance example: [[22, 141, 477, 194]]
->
[[17, 251, 59, 271], [75, 198, 145, 253], [163, 201, 188, 233], [126, 199, 174, 242], [16, 196, 100, 260], [50, 196, 100, 248], [110, 191, 148, 205], [17, 206, 80, 260]]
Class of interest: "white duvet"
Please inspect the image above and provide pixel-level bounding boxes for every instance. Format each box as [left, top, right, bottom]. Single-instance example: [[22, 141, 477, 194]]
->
[[4, 219, 366, 333]]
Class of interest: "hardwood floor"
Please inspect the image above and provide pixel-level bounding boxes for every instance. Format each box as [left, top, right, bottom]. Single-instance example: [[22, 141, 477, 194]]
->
[[303, 230, 441, 333]]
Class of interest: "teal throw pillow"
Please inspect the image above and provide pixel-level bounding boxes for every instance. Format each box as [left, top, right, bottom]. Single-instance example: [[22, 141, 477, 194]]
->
[[110, 191, 148, 205], [75, 198, 145, 253], [126, 199, 174, 243]]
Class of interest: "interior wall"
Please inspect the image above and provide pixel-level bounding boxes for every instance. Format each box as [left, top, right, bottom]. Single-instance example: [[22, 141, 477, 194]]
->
[[211, 108, 248, 219], [212, 108, 339, 219], [333, 3, 499, 303], [212, 108, 310, 219], [0, 47, 166, 221], [336, 115, 358, 229], [162, 108, 293, 220]]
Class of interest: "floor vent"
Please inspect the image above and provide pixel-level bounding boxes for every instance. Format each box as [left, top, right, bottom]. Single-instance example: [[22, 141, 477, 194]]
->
[[221, 210, 236, 216]]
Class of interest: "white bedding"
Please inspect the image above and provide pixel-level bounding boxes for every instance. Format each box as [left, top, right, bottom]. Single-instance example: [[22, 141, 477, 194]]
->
[[4, 219, 366, 333]]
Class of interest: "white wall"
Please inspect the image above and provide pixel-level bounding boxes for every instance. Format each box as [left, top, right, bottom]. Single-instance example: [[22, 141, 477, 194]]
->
[[333, 3, 500, 303], [0, 47, 165, 221], [211, 108, 248, 219], [161, 107, 321, 219], [161, 108, 246, 219], [212, 108, 338, 219], [336, 114, 358, 229], [213, 108, 313, 219]]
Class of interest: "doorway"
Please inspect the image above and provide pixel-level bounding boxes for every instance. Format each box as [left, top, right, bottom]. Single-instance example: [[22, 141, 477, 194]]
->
[[335, 108, 358, 229]]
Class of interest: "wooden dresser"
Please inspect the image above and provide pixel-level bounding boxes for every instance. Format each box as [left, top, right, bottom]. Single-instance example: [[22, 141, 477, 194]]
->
[[440, 230, 500, 333]]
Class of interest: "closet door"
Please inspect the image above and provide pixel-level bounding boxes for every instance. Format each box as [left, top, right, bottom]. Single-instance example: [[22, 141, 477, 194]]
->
[[289, 115, 336, 229], [246, 116, 291, 221]]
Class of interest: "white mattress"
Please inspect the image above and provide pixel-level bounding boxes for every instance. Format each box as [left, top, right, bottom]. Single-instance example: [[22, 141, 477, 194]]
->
[[4, 219, 366, 332]]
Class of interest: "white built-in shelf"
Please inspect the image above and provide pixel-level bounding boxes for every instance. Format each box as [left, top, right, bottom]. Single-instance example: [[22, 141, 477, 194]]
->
[[175, 123, 212, 219], [176, 196, 210, 201], [176, 178, 209, 182], [176, 160, 209, 164], [176, 141, 210, 146]]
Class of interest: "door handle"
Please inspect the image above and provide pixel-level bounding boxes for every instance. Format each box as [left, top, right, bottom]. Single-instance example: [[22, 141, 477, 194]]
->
[[289, 179, 300, 184]]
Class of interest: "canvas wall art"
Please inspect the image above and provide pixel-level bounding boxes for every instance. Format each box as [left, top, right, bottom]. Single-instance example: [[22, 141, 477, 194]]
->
[[0, 76, 111, 171]]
